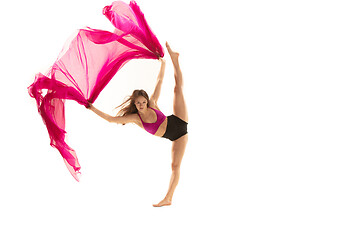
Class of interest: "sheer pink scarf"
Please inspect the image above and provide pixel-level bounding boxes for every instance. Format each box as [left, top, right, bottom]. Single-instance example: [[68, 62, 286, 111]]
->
[[28, 1, 164, 181]]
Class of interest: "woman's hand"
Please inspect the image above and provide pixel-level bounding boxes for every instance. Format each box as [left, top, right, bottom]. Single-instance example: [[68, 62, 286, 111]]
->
[[159, 58, 165, 64], [87, 102, 93, 110]]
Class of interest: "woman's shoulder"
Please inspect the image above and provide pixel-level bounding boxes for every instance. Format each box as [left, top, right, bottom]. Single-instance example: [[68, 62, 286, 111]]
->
[[128, 113, 141, 122], [115, 113, 140, 125], [149, 99, 160, 111]]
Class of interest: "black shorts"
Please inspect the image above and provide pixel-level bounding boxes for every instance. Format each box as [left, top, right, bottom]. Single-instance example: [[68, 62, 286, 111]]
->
[[162, 115, 188, 141]]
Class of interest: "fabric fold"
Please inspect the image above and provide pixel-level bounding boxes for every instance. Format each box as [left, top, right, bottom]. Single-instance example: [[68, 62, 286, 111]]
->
[[28, 1, 164, 181]]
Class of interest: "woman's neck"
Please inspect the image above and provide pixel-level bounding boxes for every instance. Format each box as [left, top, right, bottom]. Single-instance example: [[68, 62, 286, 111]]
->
[[139, 107, 151, 117]]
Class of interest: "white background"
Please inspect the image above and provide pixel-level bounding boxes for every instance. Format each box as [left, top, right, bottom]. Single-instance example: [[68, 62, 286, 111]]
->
[[1, 0, 360, 239]]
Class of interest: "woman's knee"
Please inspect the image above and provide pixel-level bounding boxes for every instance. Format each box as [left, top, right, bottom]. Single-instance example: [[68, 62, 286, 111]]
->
[[174, 85, 184, 96], [174, 73, 183, 87], [172, 162, 180, 171]]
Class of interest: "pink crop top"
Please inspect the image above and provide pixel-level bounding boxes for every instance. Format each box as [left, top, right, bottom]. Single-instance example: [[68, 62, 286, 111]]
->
[[138, 107, 166, 135]]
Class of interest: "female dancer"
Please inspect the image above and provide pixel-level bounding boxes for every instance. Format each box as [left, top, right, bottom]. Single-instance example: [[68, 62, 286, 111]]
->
[[88, 42, 188, 207]]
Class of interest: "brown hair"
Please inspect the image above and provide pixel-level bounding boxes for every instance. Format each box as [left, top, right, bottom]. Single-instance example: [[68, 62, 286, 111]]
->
[[115, 89, 150, 117]]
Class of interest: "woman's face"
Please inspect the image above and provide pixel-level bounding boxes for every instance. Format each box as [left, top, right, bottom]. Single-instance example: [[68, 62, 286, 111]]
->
[[135, 96, 148, 112]]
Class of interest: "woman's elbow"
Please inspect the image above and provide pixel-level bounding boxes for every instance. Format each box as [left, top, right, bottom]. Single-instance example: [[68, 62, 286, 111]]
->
[[105, 116, 117, 123], [112, 116, 127, 125]]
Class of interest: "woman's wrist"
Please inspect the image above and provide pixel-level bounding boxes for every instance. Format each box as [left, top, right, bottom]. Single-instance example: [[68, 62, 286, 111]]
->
[[86, 102, 93, 109]]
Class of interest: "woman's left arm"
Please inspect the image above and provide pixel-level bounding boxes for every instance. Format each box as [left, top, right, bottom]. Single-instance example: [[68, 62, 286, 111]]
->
[[88, 103, 137, 125], [150, 58, 166, 104]]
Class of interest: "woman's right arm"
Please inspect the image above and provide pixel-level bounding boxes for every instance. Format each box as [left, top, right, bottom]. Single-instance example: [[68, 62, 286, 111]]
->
[[88, 103, 136, 125], [150, 58, 166, 104]]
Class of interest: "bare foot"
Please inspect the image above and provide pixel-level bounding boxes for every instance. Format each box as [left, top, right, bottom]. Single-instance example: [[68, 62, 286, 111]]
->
[[165, 42, 179, 62], [153, 198, 172, 207]]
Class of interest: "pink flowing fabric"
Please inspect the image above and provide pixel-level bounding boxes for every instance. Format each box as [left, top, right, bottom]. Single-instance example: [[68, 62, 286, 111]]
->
[[28, 1, 164, 181]]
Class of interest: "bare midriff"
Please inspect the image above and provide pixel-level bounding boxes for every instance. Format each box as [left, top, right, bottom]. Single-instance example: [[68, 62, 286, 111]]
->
[[153, 117, 168, 137]]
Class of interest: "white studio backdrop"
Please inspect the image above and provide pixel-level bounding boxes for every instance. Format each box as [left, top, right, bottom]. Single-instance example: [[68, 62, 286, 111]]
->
[[0, 0, 359, 239]]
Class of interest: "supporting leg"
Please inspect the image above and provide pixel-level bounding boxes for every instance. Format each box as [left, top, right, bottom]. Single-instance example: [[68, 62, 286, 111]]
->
[[153, 134, 188, 207]]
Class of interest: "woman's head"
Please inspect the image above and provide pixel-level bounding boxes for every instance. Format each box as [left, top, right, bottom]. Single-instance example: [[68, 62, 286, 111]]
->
[[116, 89, 149, 117], [132, 89, 150, 113]]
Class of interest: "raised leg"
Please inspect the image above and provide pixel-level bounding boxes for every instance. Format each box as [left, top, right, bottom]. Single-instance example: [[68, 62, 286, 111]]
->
[[166, 42, 188, 123]]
